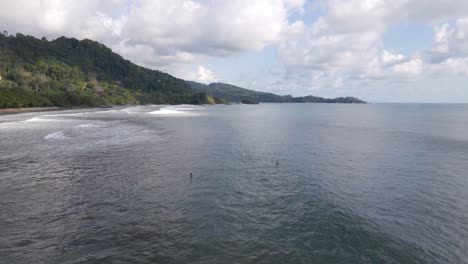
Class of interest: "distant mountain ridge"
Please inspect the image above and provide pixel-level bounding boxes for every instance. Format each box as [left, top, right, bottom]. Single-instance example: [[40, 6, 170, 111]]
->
[[187, 81, 366, 104]]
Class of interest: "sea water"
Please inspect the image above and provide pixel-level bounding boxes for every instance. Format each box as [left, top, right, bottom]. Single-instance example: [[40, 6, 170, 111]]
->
[[0, 104, 467, 263]]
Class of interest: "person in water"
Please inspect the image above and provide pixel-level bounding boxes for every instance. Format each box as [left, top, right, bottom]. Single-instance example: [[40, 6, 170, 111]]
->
[[276, 161, 279, 166], [190, 172, 193, 178]]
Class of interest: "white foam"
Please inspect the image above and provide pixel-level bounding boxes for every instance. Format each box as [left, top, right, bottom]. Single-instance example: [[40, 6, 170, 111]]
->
[[44, 131, 68, 140], [168, 105, 204, 111], [0, 114, 76, 128], [98, 109, 120, 114], [149, 109, 186, 115], [75, 123, 100, 128], [24, 116, 57, 123], [42, 113, 84, 117], [121, 106, 142, 113]]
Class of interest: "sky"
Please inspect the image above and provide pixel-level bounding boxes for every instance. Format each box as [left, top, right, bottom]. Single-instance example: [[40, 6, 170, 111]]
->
[[1, 0, 468, 102]]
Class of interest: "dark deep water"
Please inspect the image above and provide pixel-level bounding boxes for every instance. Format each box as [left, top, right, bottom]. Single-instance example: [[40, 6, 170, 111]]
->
[[0, 104, 467, 264]]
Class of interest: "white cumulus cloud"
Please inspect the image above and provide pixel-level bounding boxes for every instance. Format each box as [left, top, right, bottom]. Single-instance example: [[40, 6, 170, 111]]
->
[[272, 0, 468, 93], [0, 0, 303, 70], [196, 65, 218, 84], [2, 0, 468, 101]]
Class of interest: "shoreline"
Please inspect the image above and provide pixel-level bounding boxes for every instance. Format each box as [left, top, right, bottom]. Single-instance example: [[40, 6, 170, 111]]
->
[[0, 106, 106, 116], [0, 104, 202, 116]]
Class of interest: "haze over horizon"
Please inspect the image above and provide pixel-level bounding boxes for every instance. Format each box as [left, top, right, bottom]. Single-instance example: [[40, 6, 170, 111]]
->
[[2, 0, 468, 103]]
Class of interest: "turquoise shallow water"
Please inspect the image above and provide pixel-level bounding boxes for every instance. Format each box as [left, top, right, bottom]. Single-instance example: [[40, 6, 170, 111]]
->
[[0, 104, 467, 263]]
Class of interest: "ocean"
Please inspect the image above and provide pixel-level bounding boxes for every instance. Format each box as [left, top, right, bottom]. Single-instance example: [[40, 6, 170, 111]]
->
[[0, 103, 467, 263]]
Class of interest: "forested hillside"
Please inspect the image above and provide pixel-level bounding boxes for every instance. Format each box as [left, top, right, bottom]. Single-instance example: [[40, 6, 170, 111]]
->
[[0, 33, 213, 108], [0, 32, 365, 109], [188, 81, 366, 104]]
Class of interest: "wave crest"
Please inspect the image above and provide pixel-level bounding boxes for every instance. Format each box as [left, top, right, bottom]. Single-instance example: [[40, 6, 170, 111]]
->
[[149, 109, 186, 115], [75, 123, 100, 128], [44, 131, 68, 140]]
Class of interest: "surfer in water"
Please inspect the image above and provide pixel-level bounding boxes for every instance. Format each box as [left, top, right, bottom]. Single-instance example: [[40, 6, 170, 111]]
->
[[276, 161, 279, 166], [190, 172, 193, 178]]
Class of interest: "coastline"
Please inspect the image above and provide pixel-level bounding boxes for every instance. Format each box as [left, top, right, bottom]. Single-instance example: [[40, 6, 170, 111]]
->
[[0, 106, 105, 116]]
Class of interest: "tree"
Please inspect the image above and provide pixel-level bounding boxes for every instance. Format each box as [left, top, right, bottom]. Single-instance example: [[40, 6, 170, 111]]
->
[[32, 74, 48, 91]]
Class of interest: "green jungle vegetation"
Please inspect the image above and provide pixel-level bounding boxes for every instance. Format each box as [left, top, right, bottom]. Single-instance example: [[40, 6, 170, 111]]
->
[[0, 32, 215, 108], [188, 82, 366, 104], [0, 32, 365, 109]]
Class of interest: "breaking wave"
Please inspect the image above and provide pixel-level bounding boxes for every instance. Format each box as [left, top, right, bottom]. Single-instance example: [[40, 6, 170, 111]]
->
[[44, 131, 68, 140], [24, 116, 58, 123], [75, 123, 100, 128], [148, 105, 205, 115], [149, 109, 186, 115]]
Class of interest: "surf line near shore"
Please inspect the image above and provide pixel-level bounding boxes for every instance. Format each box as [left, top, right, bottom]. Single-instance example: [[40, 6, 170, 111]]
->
[[0, 106, 110, 116]]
